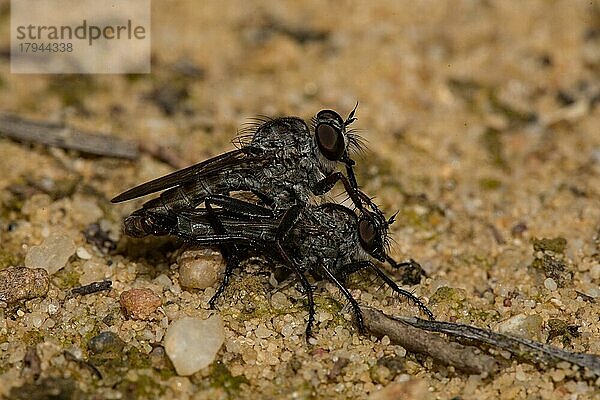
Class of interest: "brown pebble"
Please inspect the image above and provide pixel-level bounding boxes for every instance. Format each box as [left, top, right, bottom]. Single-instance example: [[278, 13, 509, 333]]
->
[[0, 267, 49, 304], [119, 288, 161, 320]]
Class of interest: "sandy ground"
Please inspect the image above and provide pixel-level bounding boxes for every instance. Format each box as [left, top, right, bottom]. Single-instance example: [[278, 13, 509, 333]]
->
[[1, 0, 599, 398]]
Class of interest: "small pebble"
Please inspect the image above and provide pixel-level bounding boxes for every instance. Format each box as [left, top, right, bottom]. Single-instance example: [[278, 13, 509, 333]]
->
[[515, 365, 527, 381], [76, 247, 92, 260], [153, 274, 173, 291], [255, 323, 274, 339], [79, 260, 106, 286], [120, 288, 162, 320], [24, 232, 76, 274], [0, 267, 49, 304], [164, 315, 225, 375], [87, 331, 125, 358], [550, 368, 566, 382], [496, 314, 543, 340], [270, 291, 290, 309], [544, 277, 558, 291], [590, 263, 600, 280], [178, 248, 225, 289]]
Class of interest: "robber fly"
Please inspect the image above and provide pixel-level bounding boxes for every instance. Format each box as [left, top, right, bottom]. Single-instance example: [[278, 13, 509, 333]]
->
[[160, 199, 434, 338], [111, 108, 366, 238]]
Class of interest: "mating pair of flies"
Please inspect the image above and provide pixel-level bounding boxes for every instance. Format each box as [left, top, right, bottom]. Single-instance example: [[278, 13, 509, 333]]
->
[[112, 106, 434, 338]]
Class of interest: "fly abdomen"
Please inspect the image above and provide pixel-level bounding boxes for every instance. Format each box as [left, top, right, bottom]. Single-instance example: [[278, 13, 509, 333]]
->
[[122, 211, 177, 238], [152, 185, 197, 213]]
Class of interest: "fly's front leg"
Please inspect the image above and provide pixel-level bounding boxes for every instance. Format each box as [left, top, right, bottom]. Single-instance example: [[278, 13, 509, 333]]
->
[[345, 162, 359, 191], [313, 172, 365, 211], [369, 263, 435, 321]]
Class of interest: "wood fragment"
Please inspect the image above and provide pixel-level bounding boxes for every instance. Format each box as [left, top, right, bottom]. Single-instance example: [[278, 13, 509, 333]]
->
[[362, 307, 500, 375], [397, 316, 600, 377], [71, 280, 112, 296], [0, 113, 138, 159]]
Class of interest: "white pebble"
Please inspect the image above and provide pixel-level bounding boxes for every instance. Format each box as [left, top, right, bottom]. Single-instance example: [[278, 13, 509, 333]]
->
[[544, 278, 558, 291], [496, 314, 542, 340], [515, 365, 527, 381], [394, 346, 407, 357], [523, 299, 536, 308], [164, 315, 225, 376], [153, 274, 173, 290], [25, 232, 76, 274], [76, 247, 92, 260], [281, 324, 294, 337], [255, 323, 274, 339]]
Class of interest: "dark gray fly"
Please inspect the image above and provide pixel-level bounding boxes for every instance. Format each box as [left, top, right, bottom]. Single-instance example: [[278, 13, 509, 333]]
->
[[111, 108, 365, 237], [169, 201, 434, 337]]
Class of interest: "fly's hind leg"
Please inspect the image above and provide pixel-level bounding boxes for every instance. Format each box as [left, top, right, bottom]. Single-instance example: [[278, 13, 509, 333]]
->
[[202, 195, 275, 308], [274, 204, 316, 341]]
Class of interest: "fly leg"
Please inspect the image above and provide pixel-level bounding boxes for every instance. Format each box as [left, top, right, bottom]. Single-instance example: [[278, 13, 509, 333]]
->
[[368, 263, 435, 320], [313, 172, 365, 211], [274, 204, 316, 342], [201, 195, 274, 309], [344, 159, 359, 190], [202, 194, 275, 219], [320, 264, 365, 333]]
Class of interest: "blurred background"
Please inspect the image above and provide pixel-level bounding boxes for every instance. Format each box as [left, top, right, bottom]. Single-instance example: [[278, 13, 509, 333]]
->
[[0, 1, 599, 398]]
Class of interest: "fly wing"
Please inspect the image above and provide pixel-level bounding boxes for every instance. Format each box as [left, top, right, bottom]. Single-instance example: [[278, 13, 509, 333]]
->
[[111, 148, 266, 203], [176, 207, 280, 240]]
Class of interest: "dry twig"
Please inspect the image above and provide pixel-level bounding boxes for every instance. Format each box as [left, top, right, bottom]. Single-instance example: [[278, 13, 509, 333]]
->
[[0, 114, 138, 159], [362, 307, 500, 375], [399, 316, 600, 377]]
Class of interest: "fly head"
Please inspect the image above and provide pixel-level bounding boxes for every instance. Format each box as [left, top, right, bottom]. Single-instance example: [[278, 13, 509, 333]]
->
[[312, 108, 363, 176], [357, 210, 389, 262]]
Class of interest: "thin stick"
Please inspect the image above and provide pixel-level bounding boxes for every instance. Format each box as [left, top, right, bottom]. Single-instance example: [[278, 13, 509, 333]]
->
[[0, 113, 138, 159], [71, 280, 112, 296], [362, 307, 500, 375], [398, 316, 600, 377]]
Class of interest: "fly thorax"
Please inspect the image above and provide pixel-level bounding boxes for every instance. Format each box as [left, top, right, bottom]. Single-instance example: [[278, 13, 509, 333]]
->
[[355, 240, 372, 262], [312, 141, 338, 176]]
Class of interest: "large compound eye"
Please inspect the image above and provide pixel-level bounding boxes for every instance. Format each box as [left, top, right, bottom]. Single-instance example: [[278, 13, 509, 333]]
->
[[358, 219, 377, 253], [316, 123, 345, 161]]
